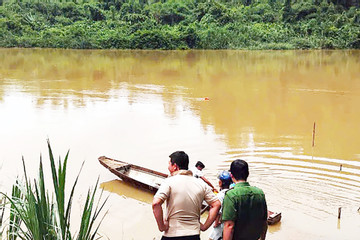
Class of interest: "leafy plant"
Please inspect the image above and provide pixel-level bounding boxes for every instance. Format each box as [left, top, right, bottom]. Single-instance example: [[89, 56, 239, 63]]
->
[[0, 196, 6, 238], [0, 140, 107, 240]]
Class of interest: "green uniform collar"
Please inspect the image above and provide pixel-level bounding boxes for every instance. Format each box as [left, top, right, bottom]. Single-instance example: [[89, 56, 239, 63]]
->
[[233, 181, 250, 188]]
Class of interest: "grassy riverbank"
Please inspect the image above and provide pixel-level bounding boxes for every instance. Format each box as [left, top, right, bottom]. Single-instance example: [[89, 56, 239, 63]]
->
[[0, 0, 359, 49]]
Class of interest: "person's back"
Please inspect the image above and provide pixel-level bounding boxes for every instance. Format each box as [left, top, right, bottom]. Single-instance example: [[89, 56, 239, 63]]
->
[[157, 171, 215, 236], [222, 160, 267, 240], [223, 183, 267, 240], [152, 151, 221, 240]]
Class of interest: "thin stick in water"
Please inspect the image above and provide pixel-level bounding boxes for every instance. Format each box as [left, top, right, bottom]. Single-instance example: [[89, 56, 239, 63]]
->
[[312, 122, 316, 147]]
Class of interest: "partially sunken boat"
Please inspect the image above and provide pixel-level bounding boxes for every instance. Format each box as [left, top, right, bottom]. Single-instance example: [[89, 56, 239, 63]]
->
[[98, 156, 281, 225]]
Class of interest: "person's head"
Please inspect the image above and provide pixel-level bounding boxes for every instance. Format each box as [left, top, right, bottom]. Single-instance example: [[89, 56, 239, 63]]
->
[[230, 159, 249, 181], [168, 151, 189, 173], [218, 170, 232, 189], [195, 161, 205, 170]]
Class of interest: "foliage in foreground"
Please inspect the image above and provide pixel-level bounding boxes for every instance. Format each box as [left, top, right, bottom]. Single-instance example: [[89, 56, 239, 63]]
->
[[0, 140, 107, 240], [0, 0, 359, 49], [0, 196, 5, 238]]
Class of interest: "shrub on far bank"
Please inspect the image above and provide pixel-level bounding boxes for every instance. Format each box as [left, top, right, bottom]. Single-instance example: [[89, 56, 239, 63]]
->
[[0, 0, 359, 50]]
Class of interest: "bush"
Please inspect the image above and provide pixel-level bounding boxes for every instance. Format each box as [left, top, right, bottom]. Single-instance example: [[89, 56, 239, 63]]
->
[[294, 2, 318, 21], [291, 38, 314, 49], [198, 25, 231, 49], [122, 13, 149, 24], [58, 2, 86, 21], [131, 28, 181, 49], [119, 1, 142, 16], [257, 42, 294, 50], [181, 23, 201, 48], [263, 12, 277, 22], [147, 0, 191, 25], [85, 3, 106, 21]]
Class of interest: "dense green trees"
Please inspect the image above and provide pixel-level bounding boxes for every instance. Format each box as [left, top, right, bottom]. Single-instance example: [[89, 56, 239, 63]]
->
[[0, 0, 359, 49]]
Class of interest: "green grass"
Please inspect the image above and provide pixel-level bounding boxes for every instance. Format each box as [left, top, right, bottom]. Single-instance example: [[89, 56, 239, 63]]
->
[[0, 140, 107, 240]]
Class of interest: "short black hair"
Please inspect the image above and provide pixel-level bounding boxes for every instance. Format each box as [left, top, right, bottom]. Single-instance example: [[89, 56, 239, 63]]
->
[[195, 161, 205, 169], [221, 179, 232, 189], [169, 151, 189, 170], [230, 159, 249, 181]]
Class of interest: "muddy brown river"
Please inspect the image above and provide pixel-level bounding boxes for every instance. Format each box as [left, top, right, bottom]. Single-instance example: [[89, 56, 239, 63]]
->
[[0, 49, 359, 239]]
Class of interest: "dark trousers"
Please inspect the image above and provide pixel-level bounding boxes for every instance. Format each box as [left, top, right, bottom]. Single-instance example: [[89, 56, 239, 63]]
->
[[161, 235, 200, 240]]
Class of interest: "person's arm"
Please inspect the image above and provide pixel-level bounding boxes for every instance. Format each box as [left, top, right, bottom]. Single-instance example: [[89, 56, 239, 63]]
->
[[222, 220, 235, 240], [260, 220, 268, 240], [260, 196, 268, 240], [214, 191, 226, 227], [152, 197, 169, 232], [200, 199, 221, 231], [213, 212, 222, 227], [200, 176, 219, 193]]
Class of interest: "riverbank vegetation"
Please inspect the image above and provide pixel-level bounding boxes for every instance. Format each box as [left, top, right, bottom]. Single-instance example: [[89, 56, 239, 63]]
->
[[0, 141, 107, 240], [0, 0, 359, 49]]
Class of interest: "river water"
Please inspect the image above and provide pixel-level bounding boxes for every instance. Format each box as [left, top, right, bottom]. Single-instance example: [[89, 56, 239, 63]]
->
[[0, 49, 359, 239]]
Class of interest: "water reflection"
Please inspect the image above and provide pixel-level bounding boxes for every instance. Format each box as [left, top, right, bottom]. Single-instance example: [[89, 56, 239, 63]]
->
[[100, 180, 153, 204]]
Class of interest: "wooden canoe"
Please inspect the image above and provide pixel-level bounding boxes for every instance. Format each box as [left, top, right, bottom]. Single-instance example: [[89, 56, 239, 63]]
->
[[98, 156, 168, 194], [98, 156, 281, 225]]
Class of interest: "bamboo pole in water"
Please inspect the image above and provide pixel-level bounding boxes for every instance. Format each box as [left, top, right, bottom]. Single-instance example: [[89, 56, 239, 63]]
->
[[311, 122, 316, 160], [312, 122, 316, 147]]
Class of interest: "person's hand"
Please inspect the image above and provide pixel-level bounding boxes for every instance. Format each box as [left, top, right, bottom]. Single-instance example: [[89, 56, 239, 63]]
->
[[200, 222, 206, 231], [159, 220, 169, 232], [200, 222, 211, 231]]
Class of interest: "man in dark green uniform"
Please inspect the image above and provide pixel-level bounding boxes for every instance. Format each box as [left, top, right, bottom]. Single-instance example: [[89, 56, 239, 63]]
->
[[222, 159, 267, 240]]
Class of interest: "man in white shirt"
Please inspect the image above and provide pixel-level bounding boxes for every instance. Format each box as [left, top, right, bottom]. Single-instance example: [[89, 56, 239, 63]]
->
[[152, 151, 221, 240]]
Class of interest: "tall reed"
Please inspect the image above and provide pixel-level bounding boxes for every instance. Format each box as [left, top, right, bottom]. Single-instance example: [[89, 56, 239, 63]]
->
[[0, 140, 107, 240], [0, 196, 6, 238]]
